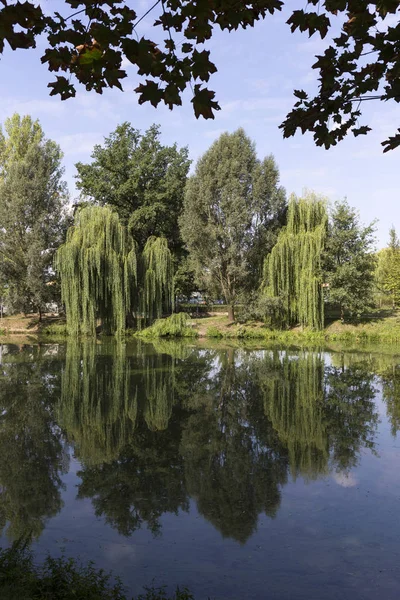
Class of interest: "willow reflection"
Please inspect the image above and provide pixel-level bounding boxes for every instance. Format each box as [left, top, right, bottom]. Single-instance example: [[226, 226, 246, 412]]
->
[[58, 341, 138, 464], [58, 343, 382, 543]]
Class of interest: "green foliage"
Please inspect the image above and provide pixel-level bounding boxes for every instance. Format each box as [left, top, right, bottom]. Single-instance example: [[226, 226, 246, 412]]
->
[[263, 192, 327, 330], [180, 128, 286, 318], [142, 237, 174, 323], [139, 313, 196, 338], [206, 326, 223, 339], [0, 543, 126, 599], [40, 323, 69, 336], [0, 114, 69, 314], [1, 2, 398, 150], [0, 544, 195, 599], [173, 257, 197, 301], [375, 228, 400, 308], [55, 206, 137, 336], [281, 2, 400, 151], [75, 123, 190, 255], [55, 206, 174, 335], [323, 200, 377, 320]]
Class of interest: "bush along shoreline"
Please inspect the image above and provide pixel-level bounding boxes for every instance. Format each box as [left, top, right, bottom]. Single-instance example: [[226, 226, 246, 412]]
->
[[0, 544, 196, 600]]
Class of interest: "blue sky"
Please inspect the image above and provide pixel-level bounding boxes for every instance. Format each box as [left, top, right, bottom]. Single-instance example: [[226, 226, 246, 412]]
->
[[1, 0, 399, 247]]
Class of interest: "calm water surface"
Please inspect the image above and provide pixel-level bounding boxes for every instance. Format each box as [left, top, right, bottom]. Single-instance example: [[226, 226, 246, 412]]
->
[[0, 340, 400, 599]]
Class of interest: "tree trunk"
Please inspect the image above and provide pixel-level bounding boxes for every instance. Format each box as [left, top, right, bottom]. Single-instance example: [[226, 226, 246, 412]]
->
[[340, 304, 344, 322], [227, 304, 235, 322], [38, 306, 42, 322]]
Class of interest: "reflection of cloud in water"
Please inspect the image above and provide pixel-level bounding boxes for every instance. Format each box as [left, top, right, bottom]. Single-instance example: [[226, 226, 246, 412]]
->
[[105, 542, 136, 565], [332, 472, 358, 488]]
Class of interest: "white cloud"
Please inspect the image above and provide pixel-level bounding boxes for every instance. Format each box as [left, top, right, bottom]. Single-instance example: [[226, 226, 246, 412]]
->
[[58, 132, 103, 157], [221, 96, 290, 115], [0, 97, 66, 119], [332, 471, 358, 488]]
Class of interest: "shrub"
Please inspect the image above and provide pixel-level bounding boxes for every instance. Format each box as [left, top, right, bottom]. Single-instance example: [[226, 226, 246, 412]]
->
[[206, 326, 223, 338], [139, 313, 197, 338], [0, 545, 196, 600]]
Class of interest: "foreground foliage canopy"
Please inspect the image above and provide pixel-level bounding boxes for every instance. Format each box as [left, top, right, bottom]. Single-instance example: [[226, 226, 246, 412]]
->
[[0, 1, 398, 149]]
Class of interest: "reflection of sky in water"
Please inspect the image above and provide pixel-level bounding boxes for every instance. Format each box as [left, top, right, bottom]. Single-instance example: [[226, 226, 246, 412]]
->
[[0, 342, 400, 600]]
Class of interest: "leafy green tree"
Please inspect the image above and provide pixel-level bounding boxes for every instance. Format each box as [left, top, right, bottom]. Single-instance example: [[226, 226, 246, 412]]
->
[[75, 123, 190, 256], [55, 206, 174, 335], [0, 114, 69, 316], [323, 200, 377, 321], [375, 228, 400, 309], [180, 128, 286, 320], [0, 2, 398, 150], [262, 193, 327, 330]]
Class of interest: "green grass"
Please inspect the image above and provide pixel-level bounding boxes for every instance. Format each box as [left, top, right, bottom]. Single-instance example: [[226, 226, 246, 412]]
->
[[181, 311, 400, 344], [0, 544, 196, 600]]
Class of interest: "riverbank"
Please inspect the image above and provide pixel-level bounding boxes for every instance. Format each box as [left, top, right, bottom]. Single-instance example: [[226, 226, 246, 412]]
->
[[2, 310, 400, 345], [187, 311, 400, 343]]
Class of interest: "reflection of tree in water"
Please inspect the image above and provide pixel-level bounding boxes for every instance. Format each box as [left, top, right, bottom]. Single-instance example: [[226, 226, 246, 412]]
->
[[60, 342, 188, 535], [77, 420, 188, 537], [258, 351, 329, 480], [323, 361, 378, 471], [377, 362, 400, 436], [60, 342, 381, 544], [143, 358, 174, 432], [255, 350, 378, 477], [0, 344, 67, 540], [180, 350, 289, 544], [58, 341, 137, 465]]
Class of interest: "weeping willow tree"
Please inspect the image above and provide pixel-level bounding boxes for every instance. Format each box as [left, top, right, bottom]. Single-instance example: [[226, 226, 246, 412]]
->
[[259, 351, 329, 480], [141, 236, 174, 325], [58, 341, 138, 465], [263, 193, 327, 329], [56, 207, 174, 335], [55, 206, 137, 336]]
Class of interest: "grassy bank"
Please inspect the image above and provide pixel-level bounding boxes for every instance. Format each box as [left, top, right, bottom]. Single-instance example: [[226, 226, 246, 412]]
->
[[3, 310, 400, 346], [136, 310, 400, 344], [0, 314, 68, 338], [193, 312, 400, 343]]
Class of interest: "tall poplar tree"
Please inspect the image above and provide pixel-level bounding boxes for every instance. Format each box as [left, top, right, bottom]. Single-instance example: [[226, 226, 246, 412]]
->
[[0, 114, 68, 316], [263, 193, 328, 330], [180, 128, 286, 321]]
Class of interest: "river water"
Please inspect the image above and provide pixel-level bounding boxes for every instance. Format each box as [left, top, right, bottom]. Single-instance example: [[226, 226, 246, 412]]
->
[[0, 340, 399, 599]]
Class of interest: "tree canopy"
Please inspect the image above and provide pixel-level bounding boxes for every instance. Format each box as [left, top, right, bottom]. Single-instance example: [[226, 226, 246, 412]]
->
[[0, 114, 68, 315], [180, 128, 286, 319], [75, 123, 190, 256], [323, 200, 377, 320], [0, 1, 398, 150], [263, 193, 328, 330], [55, 205, 174, 335], [375, 227, 400, 308]]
